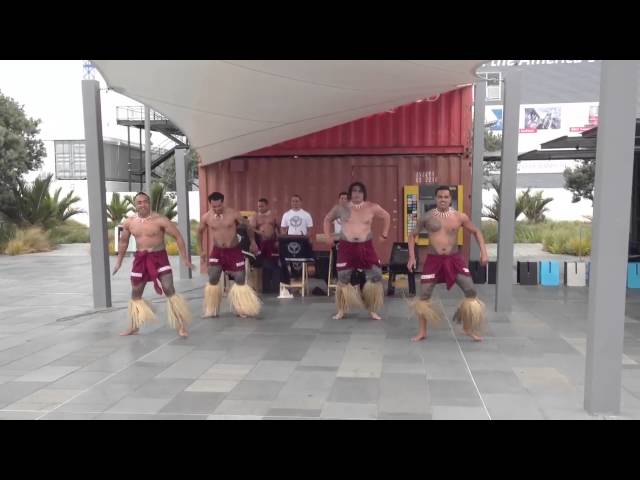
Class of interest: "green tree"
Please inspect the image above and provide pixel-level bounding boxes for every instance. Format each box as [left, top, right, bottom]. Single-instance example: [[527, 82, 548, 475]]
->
[[158, 149, 199, 191], [521, 190, 554, 223], [563, 159, 594, 203], [150, 183, 177, 220], [0, 173, 83, 229], [0, 91, 46, 211], [482, 178, 526, 222], [484, 130, 502, 152], [482, 130, 503, 189], [106, 193, 133, 228]]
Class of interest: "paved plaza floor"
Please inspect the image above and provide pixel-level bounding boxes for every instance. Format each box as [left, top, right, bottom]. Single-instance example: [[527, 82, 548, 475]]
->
[[1, 244, 639, 420]]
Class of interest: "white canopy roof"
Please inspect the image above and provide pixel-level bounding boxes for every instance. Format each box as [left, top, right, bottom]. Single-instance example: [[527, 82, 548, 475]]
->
[[93, 60, 485, 166]]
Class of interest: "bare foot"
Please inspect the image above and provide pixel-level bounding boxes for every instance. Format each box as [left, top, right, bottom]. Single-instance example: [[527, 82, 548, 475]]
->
[[332, 310, 344, 320], [411, 332, 427, 342], [369, 312, 382, 320], [178, 326, 188, 338], [119, 327, 139, 336], [202, 312, 218, 319], [463, 330, 483, 342]]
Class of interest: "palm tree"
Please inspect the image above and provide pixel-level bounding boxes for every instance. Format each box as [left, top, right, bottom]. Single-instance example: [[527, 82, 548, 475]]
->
[[106, 193, 134, 227], [484, 130, 502, 152], [150, 183, 177, 220], [521, 190, 553, 223], [0, 174, 83, 229], [482, 177, 526, 222], [0, 174, 51, 227], [49, 187, 83, 224]]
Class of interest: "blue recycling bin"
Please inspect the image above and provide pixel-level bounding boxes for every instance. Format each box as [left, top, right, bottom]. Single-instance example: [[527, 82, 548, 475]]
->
[[628, 263, 640, 288], [539, 260, 560, 286]]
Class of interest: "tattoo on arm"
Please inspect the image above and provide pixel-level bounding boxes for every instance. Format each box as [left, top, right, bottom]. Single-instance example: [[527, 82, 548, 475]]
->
[[118, 230, 129, 248], [327, 205, 339, 222], [411, 215, 428, 237], [245, 215, 256, 242], [117, 223, 130, 258]]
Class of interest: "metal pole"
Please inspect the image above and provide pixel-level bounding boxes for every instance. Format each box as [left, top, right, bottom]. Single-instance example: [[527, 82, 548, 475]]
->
[[584, 60, 638, 415], [82, 80, 111, 308], [145, 105, 151, 194], [127, 125, 132, 192], [175, 147, 192, 279], [495, 70, 521, 312], [139, 126, 143, 190], [471, 81, 486, 261]]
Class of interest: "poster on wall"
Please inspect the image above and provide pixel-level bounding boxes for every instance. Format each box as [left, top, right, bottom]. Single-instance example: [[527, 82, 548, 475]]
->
[[570, 104, 599, 132], [485, 107, 503, 131], [484, 102, 599, 152], [520, 106, 562, 133], [589, 105, 598, 126]]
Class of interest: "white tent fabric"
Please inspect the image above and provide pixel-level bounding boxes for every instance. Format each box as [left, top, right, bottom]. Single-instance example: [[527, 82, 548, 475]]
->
[[93, 60, 485, 166]]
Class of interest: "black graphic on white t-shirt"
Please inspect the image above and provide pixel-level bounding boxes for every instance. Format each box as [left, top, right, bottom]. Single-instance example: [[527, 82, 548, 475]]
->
[[290, 216, 303, 228]]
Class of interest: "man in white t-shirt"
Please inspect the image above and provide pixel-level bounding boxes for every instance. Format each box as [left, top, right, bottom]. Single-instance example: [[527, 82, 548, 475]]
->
[[281, 194, 313, 237], [279, 194, 313, 285]]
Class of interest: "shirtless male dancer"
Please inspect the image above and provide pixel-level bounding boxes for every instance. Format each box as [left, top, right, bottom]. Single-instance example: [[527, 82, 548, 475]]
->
[[323, 182, 391, 320], [249, 198, 280, 265], [249, 198, 280, 291], [407, 186, 488, 342], [113, 191, 193, 337], [198, 192, 261, 318]]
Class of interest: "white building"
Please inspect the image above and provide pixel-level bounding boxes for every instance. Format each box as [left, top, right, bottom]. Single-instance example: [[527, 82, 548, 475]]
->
[[22, 62, 200, 226], [476, 60, 613, 222]]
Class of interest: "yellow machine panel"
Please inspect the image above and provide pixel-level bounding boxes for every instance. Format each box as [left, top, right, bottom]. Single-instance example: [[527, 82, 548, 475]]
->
[[403, 184, 464, 246], [240, 210, 256, 220]]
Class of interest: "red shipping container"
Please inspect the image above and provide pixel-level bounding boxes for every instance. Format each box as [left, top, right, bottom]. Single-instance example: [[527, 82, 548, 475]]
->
[[199, 87, 474, 268]]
